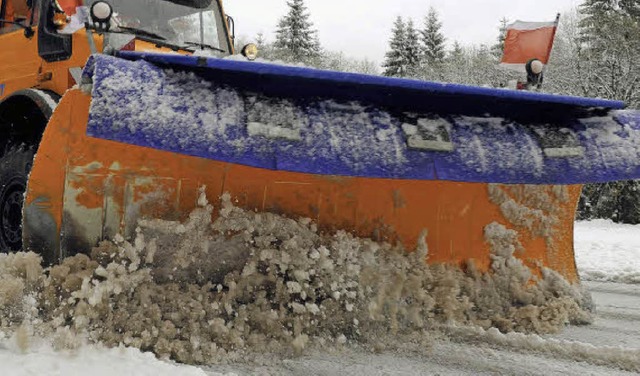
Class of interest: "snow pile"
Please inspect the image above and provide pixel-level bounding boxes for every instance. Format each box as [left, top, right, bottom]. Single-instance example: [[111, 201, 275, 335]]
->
[[0, 335, 214, 376], [0, 252, 42, 327], [574, 219, 640, 284], [0, 190, 592, 365]]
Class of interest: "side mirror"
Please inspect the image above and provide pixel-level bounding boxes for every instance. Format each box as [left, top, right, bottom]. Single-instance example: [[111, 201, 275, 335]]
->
[[241, 43, 258, 61], [38, 0, 72, 62]]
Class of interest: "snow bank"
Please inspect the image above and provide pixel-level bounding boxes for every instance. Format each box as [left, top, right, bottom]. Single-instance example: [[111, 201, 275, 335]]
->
[[0, 189, 592, 365], [574, 219, 640, 284], [0, 335, 214, 376]]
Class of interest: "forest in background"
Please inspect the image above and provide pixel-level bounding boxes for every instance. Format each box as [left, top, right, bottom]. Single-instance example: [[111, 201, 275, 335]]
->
[[247, 0, 640, 224]]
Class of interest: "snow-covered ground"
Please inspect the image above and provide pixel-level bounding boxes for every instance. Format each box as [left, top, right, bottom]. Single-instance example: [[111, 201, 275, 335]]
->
[[0, 220, 638, 375], [0, 339, 219, 376], [574, 220, 640, 284]]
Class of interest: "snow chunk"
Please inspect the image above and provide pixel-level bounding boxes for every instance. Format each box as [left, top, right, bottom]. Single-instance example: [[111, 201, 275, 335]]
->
[[0, 189, 592, 365]]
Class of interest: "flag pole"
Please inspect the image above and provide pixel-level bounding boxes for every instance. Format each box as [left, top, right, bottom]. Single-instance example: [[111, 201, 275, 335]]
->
[[534, 13, 559, 90], [543, 13, 561, 67]]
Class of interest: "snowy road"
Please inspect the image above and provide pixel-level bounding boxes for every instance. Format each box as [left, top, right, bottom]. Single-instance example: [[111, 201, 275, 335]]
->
[[203, 220, 640, 375], [553, 281, 640, 349], [203, 281, 640, 376]]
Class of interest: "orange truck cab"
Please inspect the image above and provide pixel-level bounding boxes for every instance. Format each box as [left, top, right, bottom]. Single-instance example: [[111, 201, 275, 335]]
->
[[0, 0, 237, 251]]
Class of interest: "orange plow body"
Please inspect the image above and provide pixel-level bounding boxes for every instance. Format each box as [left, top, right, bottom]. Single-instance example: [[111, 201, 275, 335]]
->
[[24, 89, 582, 281]]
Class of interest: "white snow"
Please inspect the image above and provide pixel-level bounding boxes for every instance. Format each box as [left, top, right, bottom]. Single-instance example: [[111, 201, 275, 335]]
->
[[574, 219, 640, 284], [0, 337, 219, 376], [580, 115, 640, 172], [29, 89, 59, 113], [456, 116, 549, 178]]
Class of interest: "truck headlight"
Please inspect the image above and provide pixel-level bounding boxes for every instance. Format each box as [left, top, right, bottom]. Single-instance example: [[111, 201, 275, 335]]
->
[[241, 43, 258, 61], [90, 1, 113, 23]]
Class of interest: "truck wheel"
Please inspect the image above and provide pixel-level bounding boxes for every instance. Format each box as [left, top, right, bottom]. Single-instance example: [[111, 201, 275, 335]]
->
[[0, 145, 34, 252]]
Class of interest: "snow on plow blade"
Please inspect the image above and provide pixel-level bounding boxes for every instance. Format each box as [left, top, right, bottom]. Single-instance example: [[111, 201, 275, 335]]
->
[[23, 52, 640, 282]]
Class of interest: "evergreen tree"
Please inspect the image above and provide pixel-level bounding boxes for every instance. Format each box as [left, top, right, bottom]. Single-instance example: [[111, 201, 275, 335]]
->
[[576, 0, 640, 224], [383, 16, 409, 77], [255, 32, 267, 50], [544, 9, 584, 97], [317, 51, 380, 74], [492, 17, 510, 58], [583, 0, 639, 18], [421, 7, 446, 65], [620, 0, 640, 18], [577, 0, 640, 105], [420, 7, 446, 80], [450, 41, 464, 60], [580, 0, 640, 21], [404, 19, 422, 77], [254, 32, 276, 60], [468, 44, 504, 87], [274, 0, 321, 62], [443, 41, 469, 84]]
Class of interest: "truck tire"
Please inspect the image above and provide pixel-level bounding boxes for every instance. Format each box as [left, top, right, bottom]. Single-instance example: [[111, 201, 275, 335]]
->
[[0, 145, 34, 252]]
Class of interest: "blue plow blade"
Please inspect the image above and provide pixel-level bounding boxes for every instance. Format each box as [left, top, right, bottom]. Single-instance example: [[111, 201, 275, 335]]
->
[[82, 52, 640, 185]]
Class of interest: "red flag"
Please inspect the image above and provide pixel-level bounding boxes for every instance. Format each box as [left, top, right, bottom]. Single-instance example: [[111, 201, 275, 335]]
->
[[56, 0, 83, 15], [500, 14, 559, 72]]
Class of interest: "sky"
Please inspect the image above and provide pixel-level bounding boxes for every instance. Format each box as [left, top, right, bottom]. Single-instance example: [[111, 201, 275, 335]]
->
[[223, 0, 580, 64]]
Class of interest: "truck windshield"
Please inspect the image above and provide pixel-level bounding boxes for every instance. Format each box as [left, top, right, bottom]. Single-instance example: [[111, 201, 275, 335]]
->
[[83, 0, 231, 54]]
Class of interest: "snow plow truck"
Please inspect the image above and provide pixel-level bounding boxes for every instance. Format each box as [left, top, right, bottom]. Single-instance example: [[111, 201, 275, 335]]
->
[[1, 0, 639, 284]]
